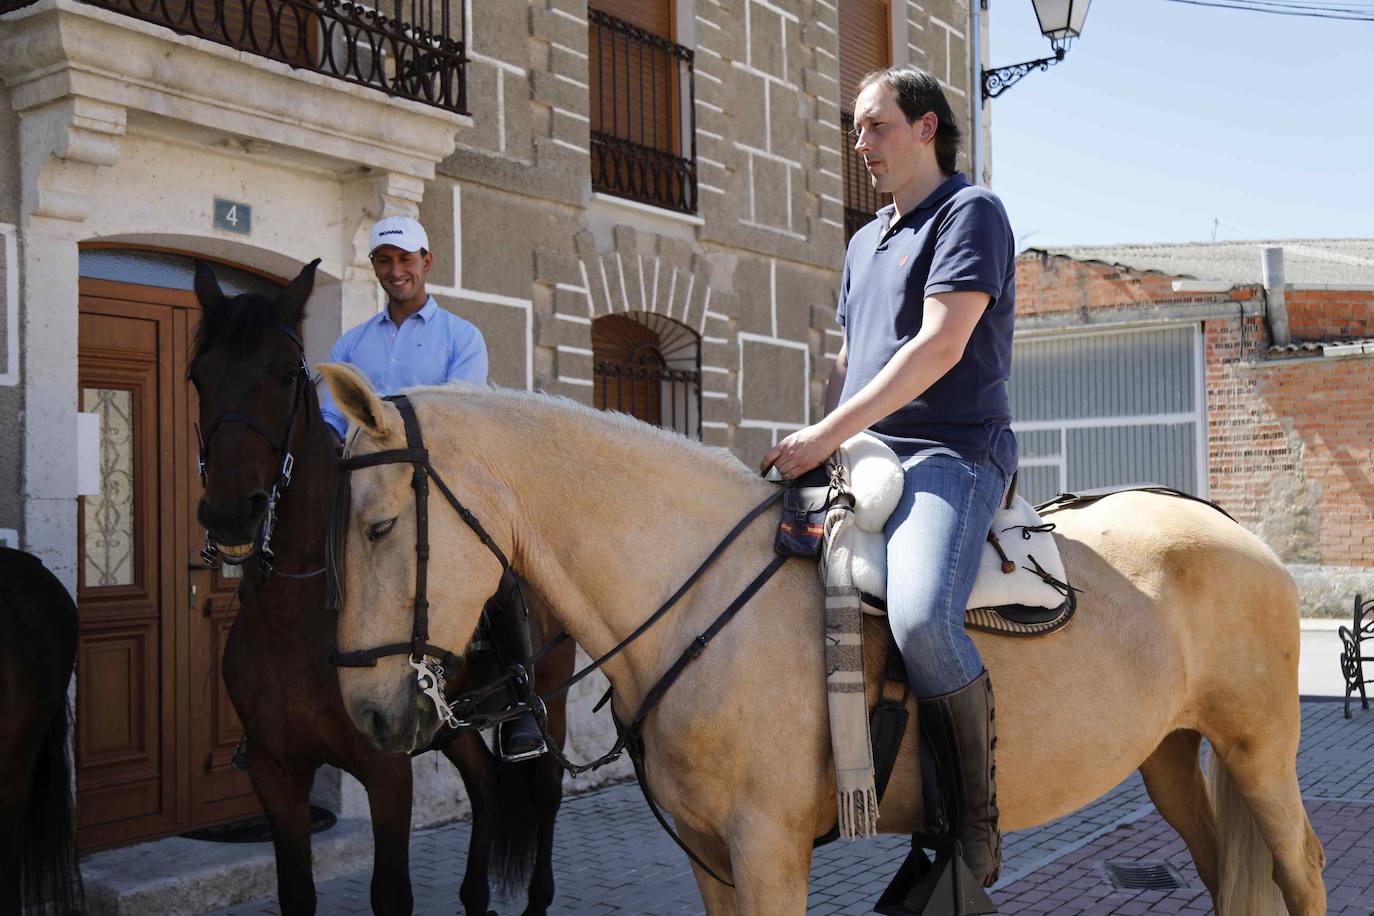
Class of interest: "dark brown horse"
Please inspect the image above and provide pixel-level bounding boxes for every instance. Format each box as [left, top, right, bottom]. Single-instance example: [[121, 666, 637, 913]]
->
[[0, 548, 81, 916], [189, 259, 574, 915]]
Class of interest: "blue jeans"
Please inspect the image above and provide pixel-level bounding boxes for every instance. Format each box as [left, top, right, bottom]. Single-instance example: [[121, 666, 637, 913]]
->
[[883, 450, 1009, 698]]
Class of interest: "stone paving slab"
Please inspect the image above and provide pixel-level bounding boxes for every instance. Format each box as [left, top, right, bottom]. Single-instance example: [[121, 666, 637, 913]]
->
[[207, 699, 1373, 915]]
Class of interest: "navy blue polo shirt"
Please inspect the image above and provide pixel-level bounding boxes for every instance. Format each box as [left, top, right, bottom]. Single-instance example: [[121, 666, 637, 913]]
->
[[836, 173, 1018, 475]]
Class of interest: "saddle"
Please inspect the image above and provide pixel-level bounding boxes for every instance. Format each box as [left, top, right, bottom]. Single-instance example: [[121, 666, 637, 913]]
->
[[789, 434, 1077, 639]]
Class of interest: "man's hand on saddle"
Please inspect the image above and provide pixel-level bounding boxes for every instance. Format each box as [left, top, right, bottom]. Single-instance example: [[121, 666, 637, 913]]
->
[[760, 420, 844, 481]]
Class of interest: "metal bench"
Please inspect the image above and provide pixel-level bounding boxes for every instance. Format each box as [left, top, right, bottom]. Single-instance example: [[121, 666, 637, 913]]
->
[[1339, 593, 1374, 719]]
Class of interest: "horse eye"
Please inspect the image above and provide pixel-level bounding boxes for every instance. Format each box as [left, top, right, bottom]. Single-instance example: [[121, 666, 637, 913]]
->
[[366, 518, 396, 542], [280, 371, 297, 387]]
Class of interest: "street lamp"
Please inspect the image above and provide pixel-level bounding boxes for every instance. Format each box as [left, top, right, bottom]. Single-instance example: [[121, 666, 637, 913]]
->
[[982, 0, 1092, 100]]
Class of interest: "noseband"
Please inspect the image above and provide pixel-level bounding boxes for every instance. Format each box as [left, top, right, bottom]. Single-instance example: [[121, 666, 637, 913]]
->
[[198, 324, 311, 575]]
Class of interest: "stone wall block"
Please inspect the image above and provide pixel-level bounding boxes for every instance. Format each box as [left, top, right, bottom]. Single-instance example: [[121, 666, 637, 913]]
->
[[704, 395, 743, 426], [729, 76, 769, 151], [750, 157, 792, 230], [530, 71, 588, 113], [534, 245, 578, 286], [703, 337, 739, 368], [472, 0, 531, 65], [548, 43, 589, 83], [554, 348, 593, 379], [531, 7, 589, 50], [749, 3, 787, 78], [767, 83, 807, 156], [534, 313, 590, 349]]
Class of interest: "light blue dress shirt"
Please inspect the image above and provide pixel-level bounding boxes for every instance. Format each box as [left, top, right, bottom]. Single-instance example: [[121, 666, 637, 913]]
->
[[319, 296, 488, 438]]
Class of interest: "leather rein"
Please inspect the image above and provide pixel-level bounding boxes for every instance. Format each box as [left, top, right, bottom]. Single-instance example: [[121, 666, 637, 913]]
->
[[197, 323, 319, 579]]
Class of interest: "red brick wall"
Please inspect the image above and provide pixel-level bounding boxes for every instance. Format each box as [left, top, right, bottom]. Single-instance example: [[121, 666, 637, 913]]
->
[[1286, 288, 1374, 340], [1016, 252, 1374, 569]]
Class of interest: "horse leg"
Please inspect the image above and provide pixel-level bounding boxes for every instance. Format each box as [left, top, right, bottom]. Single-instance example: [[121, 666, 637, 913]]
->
[[246, 750, 318, 915], [520, 752, 563, 916], [439, 731, 499, 916], [679, 824, 738, 916], [1207, 725, 1326, 916], [1138, 728, 1219, 895], [359, 754, 417, 916]]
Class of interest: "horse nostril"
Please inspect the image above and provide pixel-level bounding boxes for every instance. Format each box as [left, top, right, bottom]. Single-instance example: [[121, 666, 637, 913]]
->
[[361, 706, 391, 747]]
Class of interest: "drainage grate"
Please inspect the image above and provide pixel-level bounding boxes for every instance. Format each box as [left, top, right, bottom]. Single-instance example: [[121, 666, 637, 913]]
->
[[1104, 861, 1188, 891]]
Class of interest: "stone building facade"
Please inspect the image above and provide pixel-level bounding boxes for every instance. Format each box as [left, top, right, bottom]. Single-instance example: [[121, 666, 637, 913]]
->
[[0, 0, 990, 865], [1014, 241, 1374, 616]]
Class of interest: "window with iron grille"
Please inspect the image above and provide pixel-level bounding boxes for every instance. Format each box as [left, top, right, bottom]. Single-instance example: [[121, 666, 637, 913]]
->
[[593, 312, 702, 440], [838, 0, 890, 241], [588, 3, 697, 215], [0, 0, 469, 115]]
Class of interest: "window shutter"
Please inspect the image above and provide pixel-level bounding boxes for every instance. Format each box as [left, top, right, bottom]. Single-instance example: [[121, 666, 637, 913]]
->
[[838, 0, 890, 111], [591, 0, 672, 37]]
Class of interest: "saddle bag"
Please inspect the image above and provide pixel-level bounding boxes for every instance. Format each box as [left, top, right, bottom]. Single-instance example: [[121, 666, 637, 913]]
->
[[774, 465, 836, 559]]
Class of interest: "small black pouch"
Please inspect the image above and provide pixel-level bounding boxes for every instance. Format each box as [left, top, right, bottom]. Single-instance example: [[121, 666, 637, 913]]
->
[[774, 464, 835, 558]]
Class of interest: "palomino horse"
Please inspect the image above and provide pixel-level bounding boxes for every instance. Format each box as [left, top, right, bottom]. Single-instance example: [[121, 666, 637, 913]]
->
[[191, 261, 574, 915], [318, 363, 1326, 916], [0, 548, 81, 916]]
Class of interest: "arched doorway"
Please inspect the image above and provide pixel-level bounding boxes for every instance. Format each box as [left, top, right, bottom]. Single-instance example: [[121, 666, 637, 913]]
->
[[592, 311, 701, 439], [75, 245, 282, 849]]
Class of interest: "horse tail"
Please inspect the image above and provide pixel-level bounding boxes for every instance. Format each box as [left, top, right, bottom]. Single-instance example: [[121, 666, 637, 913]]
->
[[1208, 749, 1286, 916], [489, 757, 542, 893], [22, 699, 83, 915]]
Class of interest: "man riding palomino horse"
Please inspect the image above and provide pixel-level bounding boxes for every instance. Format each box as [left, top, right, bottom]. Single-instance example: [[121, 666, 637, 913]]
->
[[318, 215, 546, 762], [763, 66, 1015, 892]]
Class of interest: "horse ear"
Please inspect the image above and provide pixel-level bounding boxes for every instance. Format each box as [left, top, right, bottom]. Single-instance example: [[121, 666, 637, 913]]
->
[[317, 362, 402, 442], [193, 260, 226, 312], [279, 258, 321, 328]]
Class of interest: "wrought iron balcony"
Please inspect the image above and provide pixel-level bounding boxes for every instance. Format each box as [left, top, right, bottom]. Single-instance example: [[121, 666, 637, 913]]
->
[[589, 8, 697, 215], [0, 0, 468, 115], [840, 112, 884, 242]]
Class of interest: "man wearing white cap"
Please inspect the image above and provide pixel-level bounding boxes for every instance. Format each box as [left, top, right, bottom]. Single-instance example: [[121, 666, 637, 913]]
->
[[318, 215, 488, 439], [320, 215, 547, 762]]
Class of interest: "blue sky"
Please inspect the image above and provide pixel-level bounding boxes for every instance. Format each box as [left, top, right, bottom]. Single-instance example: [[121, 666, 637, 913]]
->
[[987, 1, 1374, 247]]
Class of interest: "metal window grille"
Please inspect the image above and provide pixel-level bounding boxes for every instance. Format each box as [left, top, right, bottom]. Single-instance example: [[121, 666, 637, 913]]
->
[[592, 312, 702, 440], [588, 9, 697, 215], [0, 0, 469, 115], [840, 112, 884, 241]]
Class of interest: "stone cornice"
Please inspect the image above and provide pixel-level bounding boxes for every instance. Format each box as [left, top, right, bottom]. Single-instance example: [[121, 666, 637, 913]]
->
[[0, 0, 471, 182]]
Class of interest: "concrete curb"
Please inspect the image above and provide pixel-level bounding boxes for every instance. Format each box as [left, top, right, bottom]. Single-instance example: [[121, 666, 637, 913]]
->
[[83, 818, 376, 915]]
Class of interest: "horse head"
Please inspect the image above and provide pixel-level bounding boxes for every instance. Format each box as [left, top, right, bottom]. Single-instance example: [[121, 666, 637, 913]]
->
[[316, 363, 508, 753], [191, 258, 320, 564]]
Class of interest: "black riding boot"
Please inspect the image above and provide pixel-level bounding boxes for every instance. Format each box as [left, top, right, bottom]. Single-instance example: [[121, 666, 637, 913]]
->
[[484, 581, 548, 762], [920, 669, 1002, 887]]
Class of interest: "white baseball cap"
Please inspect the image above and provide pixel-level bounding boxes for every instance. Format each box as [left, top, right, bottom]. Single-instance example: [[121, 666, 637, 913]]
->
[[368, 216, 430, 256]]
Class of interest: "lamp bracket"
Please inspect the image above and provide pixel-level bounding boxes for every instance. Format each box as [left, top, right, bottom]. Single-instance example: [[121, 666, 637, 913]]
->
[[981, 47, 1066, 101]]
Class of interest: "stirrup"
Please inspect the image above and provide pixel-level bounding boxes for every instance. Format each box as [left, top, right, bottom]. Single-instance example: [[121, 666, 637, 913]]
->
[[496, 717, 548, 763], [874, 837, 998, 916]]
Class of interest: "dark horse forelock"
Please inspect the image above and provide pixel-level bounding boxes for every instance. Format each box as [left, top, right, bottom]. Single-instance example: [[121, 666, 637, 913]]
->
[[191, 292, 299, 367]]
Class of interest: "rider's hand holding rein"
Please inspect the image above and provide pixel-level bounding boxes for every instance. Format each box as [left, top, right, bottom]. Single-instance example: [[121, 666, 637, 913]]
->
[[758, 288, 989, 481]]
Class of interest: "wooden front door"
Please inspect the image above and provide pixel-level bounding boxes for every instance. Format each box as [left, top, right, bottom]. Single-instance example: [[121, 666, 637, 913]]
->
[[76, 279, 256, 850]]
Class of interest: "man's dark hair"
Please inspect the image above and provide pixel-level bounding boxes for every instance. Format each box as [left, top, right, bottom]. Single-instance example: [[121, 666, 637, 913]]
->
[[857, 67, 963, 176]]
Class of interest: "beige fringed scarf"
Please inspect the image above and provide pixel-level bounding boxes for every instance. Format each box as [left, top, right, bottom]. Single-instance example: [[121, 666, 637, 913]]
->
[[820, 483, 880, 839]]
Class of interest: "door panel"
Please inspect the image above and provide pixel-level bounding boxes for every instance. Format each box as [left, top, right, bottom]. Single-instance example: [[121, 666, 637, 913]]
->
[[76, 304, 179, 848], [77, 281, 259, 850]]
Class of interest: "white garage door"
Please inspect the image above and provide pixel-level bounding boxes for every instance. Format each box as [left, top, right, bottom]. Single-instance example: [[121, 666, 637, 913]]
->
[[1008, 324, 1207, 506]]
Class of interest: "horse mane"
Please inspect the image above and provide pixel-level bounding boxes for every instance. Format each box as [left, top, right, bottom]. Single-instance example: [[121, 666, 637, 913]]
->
[[191, 293, 301, 363], [403, 382, 761, 485]]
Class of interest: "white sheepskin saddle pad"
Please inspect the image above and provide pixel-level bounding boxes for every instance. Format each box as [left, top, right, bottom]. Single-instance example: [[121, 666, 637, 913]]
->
[[831, 433, 1070, 613]]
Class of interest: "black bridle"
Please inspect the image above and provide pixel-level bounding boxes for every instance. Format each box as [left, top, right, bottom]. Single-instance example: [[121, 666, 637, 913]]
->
[[197, 324, 312, 577], [324, 394, 789, 884]]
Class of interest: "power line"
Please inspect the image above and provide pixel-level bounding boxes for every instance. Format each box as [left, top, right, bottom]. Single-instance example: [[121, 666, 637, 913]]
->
[[1159, 0, 1374, 20]]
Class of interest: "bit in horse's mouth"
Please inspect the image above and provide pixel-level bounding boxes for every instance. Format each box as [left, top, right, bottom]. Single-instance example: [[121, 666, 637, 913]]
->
[[218, 542, 257, 562]]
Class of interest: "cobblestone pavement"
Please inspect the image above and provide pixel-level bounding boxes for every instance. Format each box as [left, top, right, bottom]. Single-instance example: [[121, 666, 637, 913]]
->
[[216, 700, 1374, 915]]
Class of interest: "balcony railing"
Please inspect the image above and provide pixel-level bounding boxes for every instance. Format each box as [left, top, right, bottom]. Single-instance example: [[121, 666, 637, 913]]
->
[[589, 9, 696, 215], [0, 0, 468, 115], [840, 113, 884, 241]]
